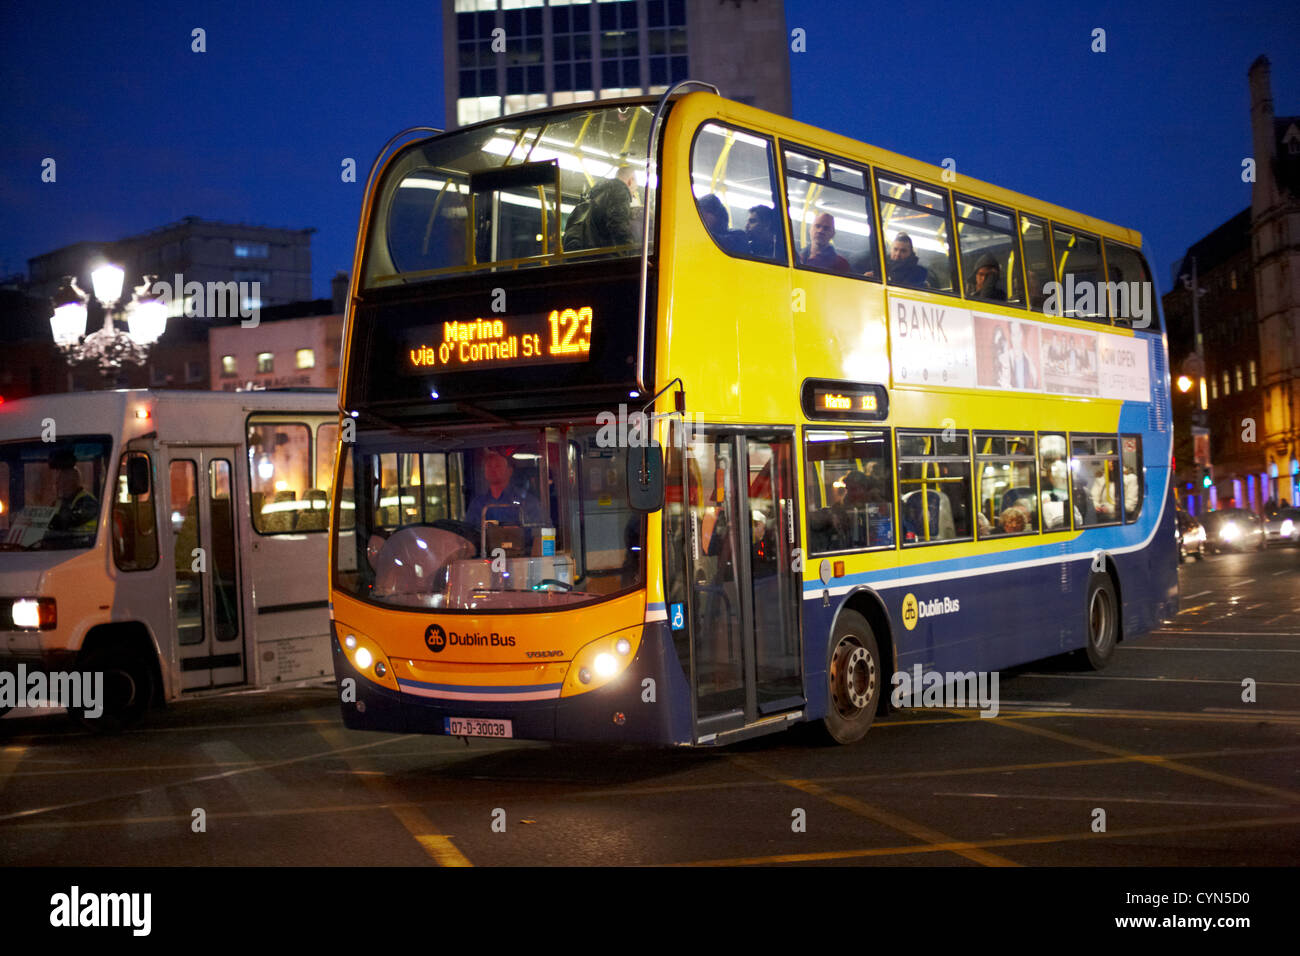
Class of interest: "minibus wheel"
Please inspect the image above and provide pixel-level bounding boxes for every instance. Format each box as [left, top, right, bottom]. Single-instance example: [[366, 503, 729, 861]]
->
[[820, 610, 880, 745], [72, 648, 155, 733], [1077, 573, 1118, 670]]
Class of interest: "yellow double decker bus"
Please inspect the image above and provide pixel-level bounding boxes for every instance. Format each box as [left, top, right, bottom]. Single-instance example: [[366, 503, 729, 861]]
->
[[329, 85, 1177, 746]]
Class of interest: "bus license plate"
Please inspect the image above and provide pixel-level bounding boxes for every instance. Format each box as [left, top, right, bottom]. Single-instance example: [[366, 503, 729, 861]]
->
[[444, 717, 513, 738]]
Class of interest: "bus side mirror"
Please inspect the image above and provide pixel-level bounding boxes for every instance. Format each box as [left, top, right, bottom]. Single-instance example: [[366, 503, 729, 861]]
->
[[127, 456, 151, 497], [627, 445, 664, 513]]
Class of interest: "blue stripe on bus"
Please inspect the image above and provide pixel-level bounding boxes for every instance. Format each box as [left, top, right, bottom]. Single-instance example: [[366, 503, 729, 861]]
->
[[397, 678, 564, 694], [802, 394, 1173, 597]]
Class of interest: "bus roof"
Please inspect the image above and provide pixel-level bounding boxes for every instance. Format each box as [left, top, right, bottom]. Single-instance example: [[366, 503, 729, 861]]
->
[[0, 389, 338, 445], [429, 91, 1143, 249]]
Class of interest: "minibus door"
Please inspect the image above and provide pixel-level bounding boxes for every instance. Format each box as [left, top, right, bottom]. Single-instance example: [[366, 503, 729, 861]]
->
[[681, 428, 803, 741], [167, 449, 246, 690]]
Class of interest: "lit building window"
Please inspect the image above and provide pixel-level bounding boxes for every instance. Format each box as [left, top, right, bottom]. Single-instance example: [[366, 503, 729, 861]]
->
[[1235, 366, 1244, 391], [257, 352, 274, 374], [221, 355, 237, 377], [234, 242, 269, 259], [296, 348, 315, 370], [1210, 376, 1218, 400], [1222, 371, 1230, 396]]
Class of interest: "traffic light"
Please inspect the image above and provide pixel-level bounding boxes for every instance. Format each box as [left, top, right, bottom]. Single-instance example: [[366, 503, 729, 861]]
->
[[1201, 468, 1212, 489]]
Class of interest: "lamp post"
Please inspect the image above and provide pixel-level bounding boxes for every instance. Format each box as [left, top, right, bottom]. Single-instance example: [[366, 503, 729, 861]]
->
[[1178, 256, 1211, 509], [49, 263, 169, 376]]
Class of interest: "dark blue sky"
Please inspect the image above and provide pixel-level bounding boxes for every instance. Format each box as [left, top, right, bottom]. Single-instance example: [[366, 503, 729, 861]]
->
[[1, 0, 1295, 298]]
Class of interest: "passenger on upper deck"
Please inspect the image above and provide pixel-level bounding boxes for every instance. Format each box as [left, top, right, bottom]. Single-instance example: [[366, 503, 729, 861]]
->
[[696, 194, 749, 254], [745, 204, 784, 260], [563, 165, 637, 252], [885, 232, 931, 288], [969, 253, 1007, 301], [800, 213, 850, 272]]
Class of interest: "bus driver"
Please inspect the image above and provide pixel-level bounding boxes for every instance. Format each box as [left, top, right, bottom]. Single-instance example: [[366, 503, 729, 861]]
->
[[466, 446, 543, 530]]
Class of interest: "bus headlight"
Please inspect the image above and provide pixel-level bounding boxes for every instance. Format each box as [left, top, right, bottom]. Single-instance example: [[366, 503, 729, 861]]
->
[[333, 625, 400, 692], [562, 626, 642, 696]]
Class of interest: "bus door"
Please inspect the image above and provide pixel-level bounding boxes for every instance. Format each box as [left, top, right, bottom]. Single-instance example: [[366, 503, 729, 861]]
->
[[166, 448, 245, 690], [681, 428, 803, 739]]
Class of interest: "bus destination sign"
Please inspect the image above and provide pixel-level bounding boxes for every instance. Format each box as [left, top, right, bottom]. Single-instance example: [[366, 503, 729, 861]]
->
[[406, 307, 593, 373], [801, 379, 889, 422]]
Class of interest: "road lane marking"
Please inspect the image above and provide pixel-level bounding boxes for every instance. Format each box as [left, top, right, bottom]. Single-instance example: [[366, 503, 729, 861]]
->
[[671, 814, 1300, 866], [0, 735, 406, 824], [1151, 630, 1300, 637], [930, 791, 1289, 809], [0, 741, 32, 799], [314, 724, 471, 867], [1184, 590, 1213, 599], [727, 754, 1018, 867], [0, 801, 439, 831], [982, 715, 1300, 805], [1017, 672, 1300, 686], [1121, 645, 1300, 653]]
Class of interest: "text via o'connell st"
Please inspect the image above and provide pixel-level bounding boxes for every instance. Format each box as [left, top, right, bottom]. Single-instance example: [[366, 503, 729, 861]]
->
[[406, 308, 593, 373]]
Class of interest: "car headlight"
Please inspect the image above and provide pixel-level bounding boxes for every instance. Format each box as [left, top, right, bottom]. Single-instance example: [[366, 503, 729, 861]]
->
[[1220, 523, 1240, 541], [1282, 519, 1294, 536], [6, 597, 56, 630]]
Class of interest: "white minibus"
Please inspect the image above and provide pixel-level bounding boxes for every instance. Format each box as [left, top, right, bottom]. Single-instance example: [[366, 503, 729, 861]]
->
[[0, 389, 340, 730]]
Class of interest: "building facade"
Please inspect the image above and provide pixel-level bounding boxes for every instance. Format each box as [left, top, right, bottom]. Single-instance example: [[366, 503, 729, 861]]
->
[[27, 216, 314, 313], [1163, 209, 1266, 514], [208, 302, 344, 392], [442, 0, 791, 128], [1249, 56, 1300, 508]]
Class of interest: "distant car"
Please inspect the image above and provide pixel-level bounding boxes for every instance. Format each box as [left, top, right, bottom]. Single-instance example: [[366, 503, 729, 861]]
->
[[1200, 508, 1267, 553], [1264, 507, 1300, 547], [1176, 509, 1206, 562]]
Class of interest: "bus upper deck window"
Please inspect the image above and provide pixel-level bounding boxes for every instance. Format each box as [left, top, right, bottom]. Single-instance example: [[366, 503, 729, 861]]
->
[[956, 195, 1025, 308], [691, 122, 786, 264], [876, 172, 956, 294]]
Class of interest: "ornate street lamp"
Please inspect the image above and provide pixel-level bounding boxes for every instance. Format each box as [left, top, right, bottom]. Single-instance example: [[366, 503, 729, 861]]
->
[[49, 263, 169, 375]]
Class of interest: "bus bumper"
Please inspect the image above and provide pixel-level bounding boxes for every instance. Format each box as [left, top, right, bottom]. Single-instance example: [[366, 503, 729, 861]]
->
[[330, 622, 688, 745]]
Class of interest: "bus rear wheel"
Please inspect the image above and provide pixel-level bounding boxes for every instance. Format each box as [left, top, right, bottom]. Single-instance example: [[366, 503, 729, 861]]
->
[[1077, 573, 1118, 671], [820, 611, 881, 745], [72, 648, 155, 734]]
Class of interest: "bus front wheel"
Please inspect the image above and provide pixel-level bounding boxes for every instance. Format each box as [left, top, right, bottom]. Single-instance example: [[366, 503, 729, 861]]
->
[[820, 611, 881, 745], [73, 648, 155, 734], [1077, 573, 1119, 671]]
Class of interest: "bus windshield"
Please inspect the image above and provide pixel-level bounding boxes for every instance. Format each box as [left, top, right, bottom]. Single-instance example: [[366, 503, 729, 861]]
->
[[0, 436, 113, 552], [334, 425, 644, 610], [362, 103, 655, 289]]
